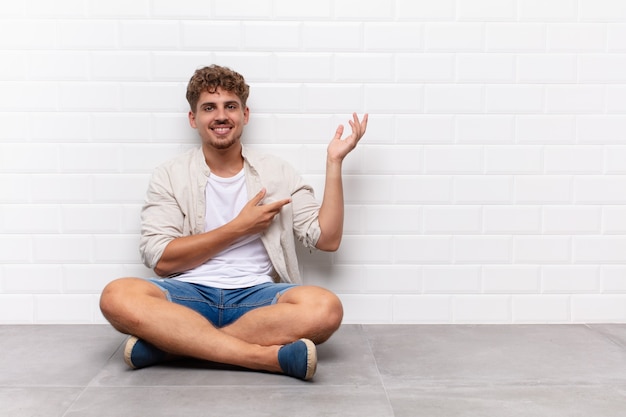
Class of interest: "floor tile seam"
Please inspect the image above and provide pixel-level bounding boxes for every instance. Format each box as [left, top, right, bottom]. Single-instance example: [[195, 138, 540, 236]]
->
[[23, 381, 619, 390], [360, 324, 397, 417], [58, 385, 89, 417], [0, 384, 88, 389], [83, 337, 126, 389], [585, 324, 626, 349], [382, 380, 626, 390]]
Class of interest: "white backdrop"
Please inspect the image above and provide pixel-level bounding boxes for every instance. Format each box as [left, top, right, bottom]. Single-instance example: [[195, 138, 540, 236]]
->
[[1, 0, 626, 323]]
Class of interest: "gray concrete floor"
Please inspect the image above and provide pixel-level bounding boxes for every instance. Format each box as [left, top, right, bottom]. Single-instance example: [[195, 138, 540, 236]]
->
[[1, 324, 626, 416]]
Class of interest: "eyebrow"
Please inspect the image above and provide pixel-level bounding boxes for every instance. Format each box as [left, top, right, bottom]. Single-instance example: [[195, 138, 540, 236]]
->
[[200, 100, 240, 107]]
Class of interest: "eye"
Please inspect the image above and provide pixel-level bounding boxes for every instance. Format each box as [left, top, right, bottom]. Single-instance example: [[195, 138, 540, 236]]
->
[[227, 104, 238, 110]]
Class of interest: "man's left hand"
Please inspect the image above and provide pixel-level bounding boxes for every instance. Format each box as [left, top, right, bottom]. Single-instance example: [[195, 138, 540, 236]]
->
[[327, 113, 368, 163]]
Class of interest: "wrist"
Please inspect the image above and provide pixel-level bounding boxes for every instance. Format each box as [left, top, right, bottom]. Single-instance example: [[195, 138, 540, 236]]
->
[[326, 155, 344, 166]]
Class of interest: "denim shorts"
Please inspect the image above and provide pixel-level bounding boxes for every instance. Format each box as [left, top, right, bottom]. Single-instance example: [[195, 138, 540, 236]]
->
[[147, 278, 298, 328]]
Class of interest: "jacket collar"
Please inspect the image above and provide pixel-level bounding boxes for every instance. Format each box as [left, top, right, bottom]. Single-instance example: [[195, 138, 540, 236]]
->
[[194, 144, 260, 177]]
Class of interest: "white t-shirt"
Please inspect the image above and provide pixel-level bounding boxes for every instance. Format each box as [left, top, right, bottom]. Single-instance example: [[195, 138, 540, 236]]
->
[[175, 169, 273, 288]]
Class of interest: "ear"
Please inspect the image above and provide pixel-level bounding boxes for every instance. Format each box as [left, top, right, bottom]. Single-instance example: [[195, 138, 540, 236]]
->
[[188, 111, 197, 128], [243, 106, 250, 125]]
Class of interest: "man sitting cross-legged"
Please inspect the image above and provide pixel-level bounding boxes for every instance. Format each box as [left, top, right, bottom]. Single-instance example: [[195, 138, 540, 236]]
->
[[99, 65, 368, 380]]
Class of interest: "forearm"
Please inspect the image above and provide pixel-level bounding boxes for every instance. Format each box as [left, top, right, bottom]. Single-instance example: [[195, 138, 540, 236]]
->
[[153, 222, 245, 277], [316, 158, 345, 251], [316, 113, 367, 250], [153, 188, 290, 277]]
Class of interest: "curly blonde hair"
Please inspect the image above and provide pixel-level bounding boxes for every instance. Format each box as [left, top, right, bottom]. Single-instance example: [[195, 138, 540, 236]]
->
[[186, 65, 250, 112]]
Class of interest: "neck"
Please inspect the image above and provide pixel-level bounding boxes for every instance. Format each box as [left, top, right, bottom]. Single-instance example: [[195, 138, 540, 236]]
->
[[202, 142, 244, 177]]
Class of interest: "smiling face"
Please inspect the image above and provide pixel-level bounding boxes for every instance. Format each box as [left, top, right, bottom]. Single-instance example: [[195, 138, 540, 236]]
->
[[188, 88, 250, 151]]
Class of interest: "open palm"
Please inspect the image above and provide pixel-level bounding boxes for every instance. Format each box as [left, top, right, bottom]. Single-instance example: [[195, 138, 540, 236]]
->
[[327, 113, 369, 162]]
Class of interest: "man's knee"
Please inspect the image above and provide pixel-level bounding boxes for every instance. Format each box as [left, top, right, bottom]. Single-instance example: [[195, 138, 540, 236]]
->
[[301, 288, 344, 343], [100, 278, 130, 326], [319, 291, 343, 331], [99, 277, 162, 331]]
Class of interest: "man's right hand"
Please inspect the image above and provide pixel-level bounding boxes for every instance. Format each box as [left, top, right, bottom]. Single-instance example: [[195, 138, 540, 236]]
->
[[234, 188, 291, 235]]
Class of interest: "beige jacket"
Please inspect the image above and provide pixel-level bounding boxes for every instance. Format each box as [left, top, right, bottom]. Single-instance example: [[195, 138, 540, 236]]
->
[[138, 145, 321, 284]]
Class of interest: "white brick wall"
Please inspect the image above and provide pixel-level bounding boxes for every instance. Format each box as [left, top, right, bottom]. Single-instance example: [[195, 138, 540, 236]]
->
[[1, 0, 625, 324]]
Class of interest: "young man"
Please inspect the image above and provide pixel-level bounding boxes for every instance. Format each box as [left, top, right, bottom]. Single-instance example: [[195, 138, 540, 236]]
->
[[99, 65, 368, 381]]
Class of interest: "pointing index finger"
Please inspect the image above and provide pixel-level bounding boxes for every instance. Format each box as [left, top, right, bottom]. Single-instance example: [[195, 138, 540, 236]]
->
[[264, 197, 292, 212]]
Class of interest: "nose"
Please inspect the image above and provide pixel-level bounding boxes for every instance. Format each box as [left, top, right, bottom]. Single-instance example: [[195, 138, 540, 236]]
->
[[214, 105, 227, 121]]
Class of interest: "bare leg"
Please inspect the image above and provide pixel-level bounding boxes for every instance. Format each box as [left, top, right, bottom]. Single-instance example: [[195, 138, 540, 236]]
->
[[99, 277, 282, 373], [221, 285, 344, 346]]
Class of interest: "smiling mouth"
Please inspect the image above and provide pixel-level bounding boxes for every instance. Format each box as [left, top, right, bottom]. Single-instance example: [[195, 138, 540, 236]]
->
[[211, 126, 232, 135]]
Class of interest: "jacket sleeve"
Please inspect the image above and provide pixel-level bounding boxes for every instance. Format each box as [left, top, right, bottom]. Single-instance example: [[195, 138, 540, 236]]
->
[[138, 166, 186, 271], [287, 165, 322, 249]]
